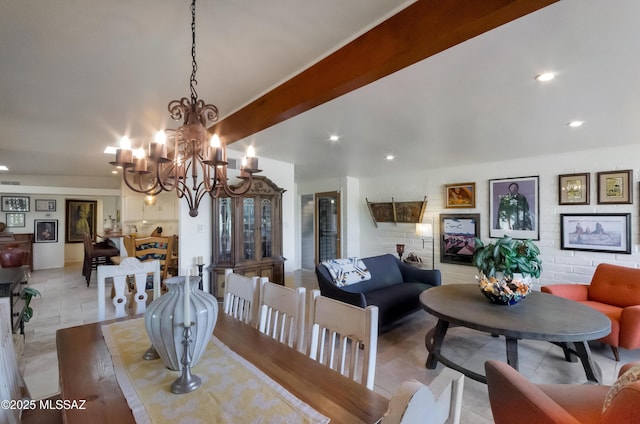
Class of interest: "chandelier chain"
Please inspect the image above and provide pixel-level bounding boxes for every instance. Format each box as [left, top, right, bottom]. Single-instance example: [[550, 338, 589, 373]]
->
[[190, 0, 198, 103]]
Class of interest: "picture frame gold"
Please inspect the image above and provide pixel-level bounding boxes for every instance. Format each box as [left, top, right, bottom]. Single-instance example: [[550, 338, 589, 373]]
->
[[597, 170, 633, 204], [558, 173, 590, 205], [444, 182, 476, 208], [65, 199, 97, 243]]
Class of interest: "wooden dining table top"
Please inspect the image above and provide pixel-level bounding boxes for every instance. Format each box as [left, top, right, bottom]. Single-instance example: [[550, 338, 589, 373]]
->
[[56, 312, 390, 423]]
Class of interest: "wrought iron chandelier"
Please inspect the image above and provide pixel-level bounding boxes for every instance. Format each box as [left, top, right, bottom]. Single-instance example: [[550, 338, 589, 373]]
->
[[110, 0, 260, 217]]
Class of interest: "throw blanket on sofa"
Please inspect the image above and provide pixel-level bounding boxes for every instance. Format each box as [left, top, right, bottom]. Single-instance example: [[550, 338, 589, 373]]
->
[[321, 257, 371, 287]]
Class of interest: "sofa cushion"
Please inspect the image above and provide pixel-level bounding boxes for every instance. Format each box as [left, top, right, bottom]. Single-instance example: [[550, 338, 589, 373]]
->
[[320, 257, 371, 287], [364, 282, 431, 325], [589, 263, 640, 308], [538, 384, 608, 424]]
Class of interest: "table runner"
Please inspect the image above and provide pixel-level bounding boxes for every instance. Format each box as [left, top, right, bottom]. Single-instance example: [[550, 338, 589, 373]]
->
[[102, 318, 330, 424]]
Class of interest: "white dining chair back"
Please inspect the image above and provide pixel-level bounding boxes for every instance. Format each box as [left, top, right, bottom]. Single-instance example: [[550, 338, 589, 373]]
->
[[97, 257, 161, 321], [382, 369, 464, 424], [308, 289, 379, 390], [0, 298, 27, 424], [258, 278, 306, 352], [223, 269, 260, 328]]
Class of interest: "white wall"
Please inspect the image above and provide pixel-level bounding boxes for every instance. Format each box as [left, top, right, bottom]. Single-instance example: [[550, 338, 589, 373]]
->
[[357, 144, 640, 290]]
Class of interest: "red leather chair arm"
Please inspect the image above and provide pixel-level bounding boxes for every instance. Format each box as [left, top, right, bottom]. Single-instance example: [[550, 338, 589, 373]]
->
[[485, 360, 581, 424], [541, 284, 589, 301], [619, 306, 640, 350], [618, 361, 640, 377]]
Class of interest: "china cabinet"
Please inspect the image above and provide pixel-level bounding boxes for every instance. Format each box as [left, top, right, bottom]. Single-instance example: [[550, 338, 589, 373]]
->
[[210, 176, 285, 299]]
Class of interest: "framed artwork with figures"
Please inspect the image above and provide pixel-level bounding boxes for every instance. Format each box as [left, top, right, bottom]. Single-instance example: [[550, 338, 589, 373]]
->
[[65, 199, 97, 243], [597, 170, 632, 204], [489, 176, 539, 240], [558, 173, 589, 205]]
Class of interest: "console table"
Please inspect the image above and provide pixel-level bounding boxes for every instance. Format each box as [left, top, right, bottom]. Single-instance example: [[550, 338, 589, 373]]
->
[[0, 266, 30, 334]]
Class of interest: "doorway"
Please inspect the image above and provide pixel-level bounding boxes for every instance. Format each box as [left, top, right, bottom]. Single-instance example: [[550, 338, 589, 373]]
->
[[315, 191, 341, 264]]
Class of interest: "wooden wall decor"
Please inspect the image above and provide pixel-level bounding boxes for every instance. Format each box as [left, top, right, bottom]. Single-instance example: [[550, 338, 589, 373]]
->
[[366, 197, 427, 227]]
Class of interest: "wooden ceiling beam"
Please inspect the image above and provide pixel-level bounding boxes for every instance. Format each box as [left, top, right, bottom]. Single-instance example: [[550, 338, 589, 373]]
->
[[211, 0, 559, 144]]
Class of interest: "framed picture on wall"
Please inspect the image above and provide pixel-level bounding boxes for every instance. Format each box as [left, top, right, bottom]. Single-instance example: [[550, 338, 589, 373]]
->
[[560, 213, 631, 254], [1, 196, 29, 212], [597, 170, 633, 204], [558, 173, 590, 205], [35, 219, 58, 243], [439, 214, 480, 266], [5, 213, 25, 228], [65, 199, 97, 243], [444, 182, 476, 208], [35, 199, 57, 212], [489, 176, 539, 240]]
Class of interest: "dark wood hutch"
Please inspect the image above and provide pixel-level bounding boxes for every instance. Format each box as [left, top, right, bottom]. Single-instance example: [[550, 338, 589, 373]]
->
[[210, 176, 285, 299]]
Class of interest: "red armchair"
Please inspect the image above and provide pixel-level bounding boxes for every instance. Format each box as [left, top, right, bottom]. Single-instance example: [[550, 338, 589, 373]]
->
[[541, 263, 640, 360], [485, 360, 640, 424]]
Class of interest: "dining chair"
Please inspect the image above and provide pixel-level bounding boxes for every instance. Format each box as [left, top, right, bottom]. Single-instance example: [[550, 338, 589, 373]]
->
[[1, 298, 62, 424], [382, 369, 464, 424], [130, 235, 175, 281], [96, 257, 161, 321], [308, 289, 379, 390], [82, 231, 120, 286], [223, 269, 260, 328], [258, 277, 306, 353]]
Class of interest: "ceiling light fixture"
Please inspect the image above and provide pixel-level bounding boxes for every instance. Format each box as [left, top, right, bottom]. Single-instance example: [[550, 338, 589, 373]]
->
[[328, 135, 340, 142], [0, 165, 8, 171], [567, 121, 584, 128], [386, 155, 395, 161], [535, 72, 555, 82], [109, 0, 260, 217]]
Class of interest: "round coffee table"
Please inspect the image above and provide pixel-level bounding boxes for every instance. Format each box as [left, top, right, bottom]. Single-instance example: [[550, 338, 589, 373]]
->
[[420, 284, 611, 383]]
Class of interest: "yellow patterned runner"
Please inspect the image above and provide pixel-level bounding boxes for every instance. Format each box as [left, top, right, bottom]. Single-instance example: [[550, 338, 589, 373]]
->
[[102, 318, 330, 424]]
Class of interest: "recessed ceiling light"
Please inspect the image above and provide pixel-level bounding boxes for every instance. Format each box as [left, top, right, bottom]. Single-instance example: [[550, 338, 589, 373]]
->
[[567, 121, 584, 128], [111, 170, 118, 174], [535, 72, 555, 82], [386, 155, 395, 161], [0, 165, 8, 171], [104, 146, 117, 154], [328, 134, 340, 142]]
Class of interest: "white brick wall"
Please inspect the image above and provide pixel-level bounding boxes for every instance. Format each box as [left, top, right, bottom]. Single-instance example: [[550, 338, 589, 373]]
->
[[357, 144, 640, 289]]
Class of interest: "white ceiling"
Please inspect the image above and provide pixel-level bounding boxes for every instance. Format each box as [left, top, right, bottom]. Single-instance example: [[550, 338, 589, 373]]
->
[[1, 0, 639, 185]]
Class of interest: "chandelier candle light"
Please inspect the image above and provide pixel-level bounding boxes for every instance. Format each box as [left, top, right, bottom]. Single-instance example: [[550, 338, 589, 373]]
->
[[110, 0, 261, 217]]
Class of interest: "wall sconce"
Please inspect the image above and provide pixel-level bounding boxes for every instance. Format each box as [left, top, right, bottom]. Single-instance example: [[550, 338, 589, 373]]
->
[[415, 219, 435, 269]]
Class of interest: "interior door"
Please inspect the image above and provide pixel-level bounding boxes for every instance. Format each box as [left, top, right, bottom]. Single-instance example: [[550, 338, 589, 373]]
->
[[315, 191, 341, 264]]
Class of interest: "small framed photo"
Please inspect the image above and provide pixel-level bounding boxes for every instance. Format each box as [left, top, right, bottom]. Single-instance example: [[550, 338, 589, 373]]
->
[[1, 196, 30, 212], [34, 219, 58, 243], [560, 213, 630, 254], [6, 213, 25, 228], [558, 173, 590, 205], [597, 170, 633, 204], [444, 182, 476, 208], [35, 199, 57, 212], [440, 214, 480, 265], [489, 176, 539, 240]]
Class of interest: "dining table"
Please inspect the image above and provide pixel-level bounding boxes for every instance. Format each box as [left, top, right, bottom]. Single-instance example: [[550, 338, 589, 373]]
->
[[56, 312, 390, 423]]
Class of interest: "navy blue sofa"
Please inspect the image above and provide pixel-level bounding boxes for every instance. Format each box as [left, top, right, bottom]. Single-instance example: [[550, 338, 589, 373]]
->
[[315, 254, 441, 330]]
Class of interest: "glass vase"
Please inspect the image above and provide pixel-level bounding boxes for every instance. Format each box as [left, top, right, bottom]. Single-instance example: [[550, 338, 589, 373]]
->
[[144, 276, 218, 371]]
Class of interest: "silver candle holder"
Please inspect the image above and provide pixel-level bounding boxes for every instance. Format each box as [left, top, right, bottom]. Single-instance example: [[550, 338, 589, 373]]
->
[[142, 345, 160, 360], [170, 323, 201, 394]]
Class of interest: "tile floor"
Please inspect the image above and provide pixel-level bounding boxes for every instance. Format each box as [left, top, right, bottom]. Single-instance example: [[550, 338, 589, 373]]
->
[[20, 264, 640, 423]]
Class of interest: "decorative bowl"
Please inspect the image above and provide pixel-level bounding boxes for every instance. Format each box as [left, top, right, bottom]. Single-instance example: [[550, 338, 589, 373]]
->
[[476, 273, 531, 305]]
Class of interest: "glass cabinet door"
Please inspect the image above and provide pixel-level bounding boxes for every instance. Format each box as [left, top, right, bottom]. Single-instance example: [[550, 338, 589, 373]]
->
[[218, 198, 232, 262], [261, 198, 272, 258], [243, 198, 256, 260]]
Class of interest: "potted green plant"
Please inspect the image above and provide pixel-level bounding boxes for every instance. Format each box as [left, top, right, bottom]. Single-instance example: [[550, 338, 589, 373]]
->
[[21, 287, 41, 322], [472, 235, 542, 279]]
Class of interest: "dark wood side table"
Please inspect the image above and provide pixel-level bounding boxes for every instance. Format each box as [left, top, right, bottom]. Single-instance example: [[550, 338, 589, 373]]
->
[[420, 284, 611, 384], [0, 266, 30, 334]]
